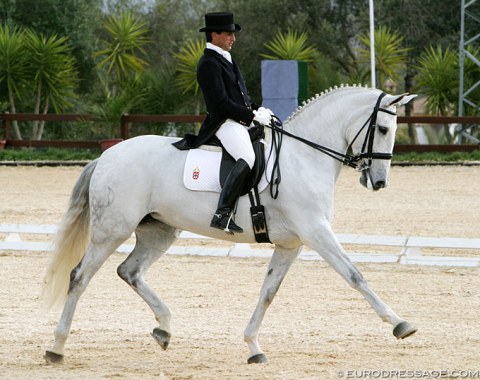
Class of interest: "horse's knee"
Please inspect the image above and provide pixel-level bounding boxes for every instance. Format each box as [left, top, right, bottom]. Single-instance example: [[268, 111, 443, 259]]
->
[[348, 270, 366, 290]]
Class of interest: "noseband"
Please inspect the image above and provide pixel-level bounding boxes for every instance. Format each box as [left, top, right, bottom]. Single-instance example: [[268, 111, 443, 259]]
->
[[265, 92, 397, 198]]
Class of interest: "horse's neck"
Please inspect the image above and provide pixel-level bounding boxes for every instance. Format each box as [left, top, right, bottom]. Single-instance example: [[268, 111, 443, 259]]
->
[[285, 95, 348, 154], [282, 88, 376, 184], [285, 88, 376, 152]]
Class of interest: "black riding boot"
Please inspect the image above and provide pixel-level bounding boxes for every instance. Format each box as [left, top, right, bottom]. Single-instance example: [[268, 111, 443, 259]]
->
[[210, 159, 251, 233]]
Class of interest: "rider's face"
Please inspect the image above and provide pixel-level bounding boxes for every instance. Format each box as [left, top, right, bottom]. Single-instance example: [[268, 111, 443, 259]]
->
[[211, 31, 236, 51]]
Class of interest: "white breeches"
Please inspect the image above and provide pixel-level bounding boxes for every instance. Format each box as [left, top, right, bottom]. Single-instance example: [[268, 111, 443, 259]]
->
[[215, 119, 255, 169]]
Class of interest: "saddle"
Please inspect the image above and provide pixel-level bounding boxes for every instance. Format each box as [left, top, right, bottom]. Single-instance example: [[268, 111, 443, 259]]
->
[[191, 124, 270, 243]]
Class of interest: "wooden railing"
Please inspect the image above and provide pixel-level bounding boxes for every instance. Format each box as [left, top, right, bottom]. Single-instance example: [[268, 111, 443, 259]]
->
[[1, 112, 479, 152]]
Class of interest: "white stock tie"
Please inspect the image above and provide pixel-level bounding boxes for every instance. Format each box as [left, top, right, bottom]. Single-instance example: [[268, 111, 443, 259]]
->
[[223, 51, 232, 63]]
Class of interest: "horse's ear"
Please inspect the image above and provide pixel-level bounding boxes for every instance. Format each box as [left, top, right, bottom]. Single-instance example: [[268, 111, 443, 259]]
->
[[381, 93, 417, 108]]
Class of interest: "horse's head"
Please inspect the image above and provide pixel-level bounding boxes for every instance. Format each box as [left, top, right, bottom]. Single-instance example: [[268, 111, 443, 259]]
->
[[348, 92, 416, 191]]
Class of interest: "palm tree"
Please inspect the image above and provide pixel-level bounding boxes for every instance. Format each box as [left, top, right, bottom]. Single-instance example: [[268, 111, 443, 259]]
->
[[174, 38, 204, 118], [260, 29, 317, 61], [95, 11, 149, 93], [94, 11, 149, 138], [24, 30, 79, 140], [415, 45, 458, 143], [0, 24, 28, 139], [357, 26, 410, 91]]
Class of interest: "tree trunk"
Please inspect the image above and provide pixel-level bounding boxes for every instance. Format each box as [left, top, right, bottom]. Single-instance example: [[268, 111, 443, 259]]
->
[[32, 83, 43, 139], [443, 123, 453, 143], [404, 66, 418, 144], [8, 92, 22, 140], [35, 99, 49, 140]]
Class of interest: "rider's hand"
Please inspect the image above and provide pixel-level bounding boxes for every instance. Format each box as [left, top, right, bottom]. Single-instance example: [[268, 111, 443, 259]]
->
[[258, 107, 274, 117], [253, 108, 272, 125]]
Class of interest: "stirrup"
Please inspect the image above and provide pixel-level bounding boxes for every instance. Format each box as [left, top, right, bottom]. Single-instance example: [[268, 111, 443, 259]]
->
[[223, 213, 236, 235], [210, 212, 243, 234]]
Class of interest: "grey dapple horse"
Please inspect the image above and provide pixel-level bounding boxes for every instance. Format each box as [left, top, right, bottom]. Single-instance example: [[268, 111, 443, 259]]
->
[[43, 85, 417, 364]]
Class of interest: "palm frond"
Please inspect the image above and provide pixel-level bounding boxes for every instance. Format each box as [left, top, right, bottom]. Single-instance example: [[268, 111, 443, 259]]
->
[[174, 39, 204, 95], [260, 29, 317, 62], [415, 45, 458, 115], [357, 26, 410, 85], [95, 11, 150, 80]]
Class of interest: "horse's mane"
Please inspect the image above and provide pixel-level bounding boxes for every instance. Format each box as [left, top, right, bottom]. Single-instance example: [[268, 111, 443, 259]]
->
[[284, 83, 372, 123]]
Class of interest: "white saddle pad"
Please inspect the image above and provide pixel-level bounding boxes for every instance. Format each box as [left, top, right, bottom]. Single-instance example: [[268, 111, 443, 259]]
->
[[183, 145, 273, 194]]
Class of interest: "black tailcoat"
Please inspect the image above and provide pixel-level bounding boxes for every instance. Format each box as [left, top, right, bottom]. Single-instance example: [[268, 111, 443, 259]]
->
[[173, 49, 258, 150]]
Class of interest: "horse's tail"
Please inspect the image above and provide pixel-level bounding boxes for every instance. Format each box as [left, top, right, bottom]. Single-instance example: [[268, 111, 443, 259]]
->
[[42, 159, 98, 308]]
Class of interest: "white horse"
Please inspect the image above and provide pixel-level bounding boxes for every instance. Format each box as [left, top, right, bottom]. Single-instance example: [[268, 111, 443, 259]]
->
[[43, 85, 417, 364]]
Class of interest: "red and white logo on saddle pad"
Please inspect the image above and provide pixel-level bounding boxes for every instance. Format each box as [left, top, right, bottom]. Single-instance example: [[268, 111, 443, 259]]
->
[[183, 146, 272, 193]]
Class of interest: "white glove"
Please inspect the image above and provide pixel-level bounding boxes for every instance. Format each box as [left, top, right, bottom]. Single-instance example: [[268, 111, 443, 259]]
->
[[258, 106, 274, 116], [253, 108, 272, 125]]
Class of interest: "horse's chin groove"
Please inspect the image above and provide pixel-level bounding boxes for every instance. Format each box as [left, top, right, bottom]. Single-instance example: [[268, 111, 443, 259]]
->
[[44, 350, 64, 364], [359, 172, 368, 188]]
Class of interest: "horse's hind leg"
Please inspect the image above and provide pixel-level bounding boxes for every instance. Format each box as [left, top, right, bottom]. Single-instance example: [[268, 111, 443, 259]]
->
[[45, 237, 127, 363], [117, 216, 178, 350]]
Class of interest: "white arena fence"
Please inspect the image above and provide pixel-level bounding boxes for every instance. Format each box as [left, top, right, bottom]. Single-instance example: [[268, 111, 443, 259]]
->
[[1, 224, 479, 268]]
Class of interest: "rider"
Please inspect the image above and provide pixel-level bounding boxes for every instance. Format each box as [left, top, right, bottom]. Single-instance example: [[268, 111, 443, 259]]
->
[[173, 12, 273, 233]]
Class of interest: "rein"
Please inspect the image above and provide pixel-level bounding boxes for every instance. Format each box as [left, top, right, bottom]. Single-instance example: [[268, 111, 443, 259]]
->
[[265, 92, 397, 198]]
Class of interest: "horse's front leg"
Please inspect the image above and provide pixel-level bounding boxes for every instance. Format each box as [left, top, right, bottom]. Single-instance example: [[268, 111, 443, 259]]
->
[[302, 223, 417, 339], [244, 245, 302, 364]]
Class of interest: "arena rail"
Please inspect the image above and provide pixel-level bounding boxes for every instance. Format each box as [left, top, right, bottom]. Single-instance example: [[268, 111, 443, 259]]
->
[[1, 224, 479, 268], [1, 113, 480, 152]]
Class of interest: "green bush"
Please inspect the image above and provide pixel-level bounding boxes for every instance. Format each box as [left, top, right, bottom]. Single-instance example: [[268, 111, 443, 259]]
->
[[1, 147, 479, 163], [0, 147, 100, 161]]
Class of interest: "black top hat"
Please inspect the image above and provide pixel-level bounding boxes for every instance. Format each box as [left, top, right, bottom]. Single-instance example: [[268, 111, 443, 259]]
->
[[199, 12, 241, 32]]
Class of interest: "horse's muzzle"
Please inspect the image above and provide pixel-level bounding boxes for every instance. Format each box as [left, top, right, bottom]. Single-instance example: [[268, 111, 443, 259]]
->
[[360, 171, 387, 191], [373, 180, 386, 190]]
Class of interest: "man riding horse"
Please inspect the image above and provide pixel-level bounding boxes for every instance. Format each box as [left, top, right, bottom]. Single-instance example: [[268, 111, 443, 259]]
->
[[173, 12, 273, 234]]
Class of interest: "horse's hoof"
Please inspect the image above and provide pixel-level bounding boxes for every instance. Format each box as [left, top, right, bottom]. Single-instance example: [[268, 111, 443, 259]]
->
[[247, 353, 268, 364], [44, 350, 64, 364], [151, 327, 171, 350], [393, 321, 417, 339]]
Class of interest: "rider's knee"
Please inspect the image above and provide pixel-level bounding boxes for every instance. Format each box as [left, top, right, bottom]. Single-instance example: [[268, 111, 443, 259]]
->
[[243, 151, 255, 169]]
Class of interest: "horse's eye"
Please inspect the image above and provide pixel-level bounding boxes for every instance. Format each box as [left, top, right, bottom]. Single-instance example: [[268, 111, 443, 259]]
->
[[378, 125, 388, 135]]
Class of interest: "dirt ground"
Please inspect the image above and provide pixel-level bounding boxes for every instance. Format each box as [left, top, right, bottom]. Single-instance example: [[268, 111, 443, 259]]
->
[[1, 165, 480, 379]]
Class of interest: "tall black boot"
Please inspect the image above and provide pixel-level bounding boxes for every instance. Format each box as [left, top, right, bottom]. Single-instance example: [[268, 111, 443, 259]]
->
[[210, 159, 251, 233]]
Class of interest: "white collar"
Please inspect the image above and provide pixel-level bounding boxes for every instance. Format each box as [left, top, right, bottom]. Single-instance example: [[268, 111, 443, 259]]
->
[[206, 42, 232, 63]]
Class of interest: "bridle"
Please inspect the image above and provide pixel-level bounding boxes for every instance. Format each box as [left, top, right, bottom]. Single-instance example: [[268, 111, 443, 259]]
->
[[264, 92, 397, 198], [344, 92, 397, 170]]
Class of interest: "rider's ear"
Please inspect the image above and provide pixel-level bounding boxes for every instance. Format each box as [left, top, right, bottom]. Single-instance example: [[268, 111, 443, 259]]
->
[[381, 93, 417, 108]]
